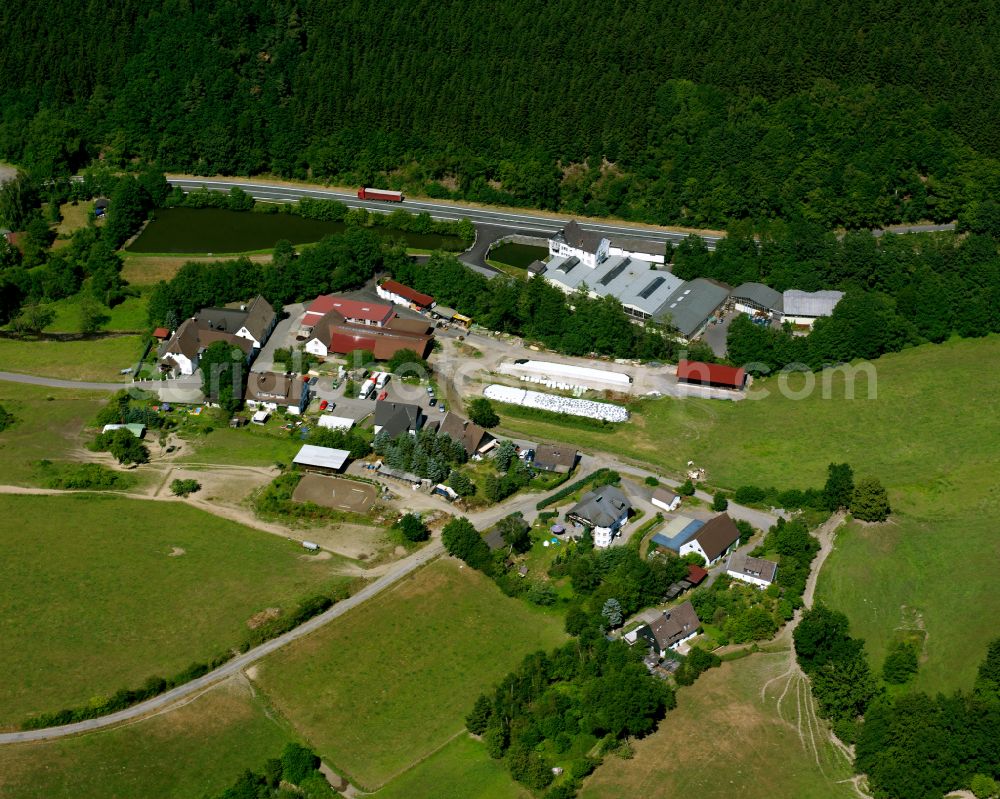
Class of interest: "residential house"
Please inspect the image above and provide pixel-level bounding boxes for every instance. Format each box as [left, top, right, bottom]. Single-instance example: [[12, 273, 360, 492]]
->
[[195, 295, 277, 349], [245, 371, 310, 415], [651, 486, 681, 512], [299, 295, 395, 336], [376, 280, 435, 311], [373, 401, 424, 438], [532, 444, 578, 474], [438, 412, 496, 458], [630, 601, 701, 656], [159, 317, 253, 376], [300, 300, 432, 361], [678, 513, 742, 566], [726, 553, 778, 589], [567, 484, 632, 548]]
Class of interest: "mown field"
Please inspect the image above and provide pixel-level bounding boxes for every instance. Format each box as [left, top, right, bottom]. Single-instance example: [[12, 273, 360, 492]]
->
[[499, 335, 1000, 692], [0, 493, 354, 728], [252, 559, 567, 790], [40, 291, 150, 333], [579, 652, 855, 799], [0, 335, 142, 381], [0, 381, 109, 485], [0, 679, 294, 799]]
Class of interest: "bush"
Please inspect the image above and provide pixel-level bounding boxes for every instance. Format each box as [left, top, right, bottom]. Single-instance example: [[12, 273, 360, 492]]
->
[[678, 479, 695, 496], [170, 478, 201, 497], [644, 475, 659, 487], [971, 774, 999, 799], [395, 512, 430, 542], [882, 640, 919, 684], [281, 743, 320, 785], [734, 485, 767, 504], [0, 403, 15, 432], [712, 491, 728, 511], [39, 462, 136, 490]]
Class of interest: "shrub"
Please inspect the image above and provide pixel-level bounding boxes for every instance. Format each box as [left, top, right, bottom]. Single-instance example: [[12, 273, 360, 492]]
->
[[882, 641, 919, 684], [644, 475, 659, 487], [678, 479, 695, 496], [734, 485, 767, 504], [0, 403, 15, 432], [712, 491, 729, 511], [170, 478, 201, 497], [281, 743, 320, 785], [395, 512, 429, 542]]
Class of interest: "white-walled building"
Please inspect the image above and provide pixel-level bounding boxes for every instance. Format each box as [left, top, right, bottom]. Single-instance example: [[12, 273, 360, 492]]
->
[[567, 484, 632, 548], [677, 513, 741, 566], [651, 487, 682, 513], [726, 553, 778, 589]]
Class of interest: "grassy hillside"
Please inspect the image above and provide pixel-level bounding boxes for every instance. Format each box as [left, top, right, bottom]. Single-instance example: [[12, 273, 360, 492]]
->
[[579, 652, 855, 799], [501, 335, 1000, 691], [252, 559, 566, 790], [0, 493, 353, 727], [0, 679, 293, 799], [0, 336, 142, 382]]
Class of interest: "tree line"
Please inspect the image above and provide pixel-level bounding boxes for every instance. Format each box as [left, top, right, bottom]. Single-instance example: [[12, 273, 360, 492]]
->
[[5, 2, 1000, 229]]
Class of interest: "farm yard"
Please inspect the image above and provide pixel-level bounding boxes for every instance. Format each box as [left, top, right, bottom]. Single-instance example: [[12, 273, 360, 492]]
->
[[0, 678, 294, 799], [250, 559, 566, 790], [292, 473, 377, 513], [0, 493, 355, 728]]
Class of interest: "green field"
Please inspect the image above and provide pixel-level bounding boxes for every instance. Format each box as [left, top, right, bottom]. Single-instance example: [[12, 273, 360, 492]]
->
[[0, 679, 295, 799], [40, 291, 150, 334], [177, 421, 305, 467], [0, 493, 354, 727], [0, 382, 110, 485], [0, 336, 142, 381], [579, 652, 854, 799], [373, 735, 529, 799], [252, 559, 566, 790], [499, 336, 1000, 691]]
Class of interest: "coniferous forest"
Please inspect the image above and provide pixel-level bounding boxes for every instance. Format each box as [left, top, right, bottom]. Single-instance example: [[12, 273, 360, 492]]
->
[[4, 0, 1000, 228]]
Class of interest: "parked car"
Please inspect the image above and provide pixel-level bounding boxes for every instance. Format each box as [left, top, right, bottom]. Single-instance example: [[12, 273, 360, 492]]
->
[[377, 390, 388, 401], [429, 397, 437, 406], [426, 386, 434, 395], [319, 399, 329, 410], [438, 404, 446, 412], [308, 376, 318, 386]]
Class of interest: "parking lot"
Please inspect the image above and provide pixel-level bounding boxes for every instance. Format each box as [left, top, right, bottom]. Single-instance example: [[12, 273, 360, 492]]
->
[[291, 473, 378, 513]]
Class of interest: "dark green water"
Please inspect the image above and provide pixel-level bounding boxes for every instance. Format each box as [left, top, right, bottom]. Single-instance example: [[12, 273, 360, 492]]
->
[[489, 242, 548, 268], [127, 207, 463, 254]]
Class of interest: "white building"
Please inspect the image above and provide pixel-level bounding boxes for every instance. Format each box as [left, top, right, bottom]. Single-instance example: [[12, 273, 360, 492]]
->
[[651, 487, 681, 513], [781, 289, 844, 328], [567, 484, 632, 548], [677, 513, 741, 566], [726, 553, 778, 589], [292, 444, 351, 473], [549, 220, 666, 266]]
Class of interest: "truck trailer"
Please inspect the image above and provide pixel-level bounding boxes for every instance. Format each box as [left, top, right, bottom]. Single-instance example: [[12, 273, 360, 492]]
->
[[357, 187, 403, 202]]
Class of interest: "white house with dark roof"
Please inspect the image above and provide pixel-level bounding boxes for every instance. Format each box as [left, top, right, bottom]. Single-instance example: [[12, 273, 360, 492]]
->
[[678, 513, 741, 566], [567, 484, 632, 548], [726, 553, 778, 589], [626, 601, 701, 656]]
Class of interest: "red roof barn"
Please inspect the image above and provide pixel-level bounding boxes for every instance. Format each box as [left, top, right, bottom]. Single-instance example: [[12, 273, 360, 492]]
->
[[676, 359, 746, 390]]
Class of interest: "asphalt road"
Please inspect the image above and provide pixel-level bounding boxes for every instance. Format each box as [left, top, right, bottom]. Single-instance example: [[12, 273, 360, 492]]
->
[[166, 175, 724, 250], [0, 371, 126, 391], [0, 538, 445, 744]]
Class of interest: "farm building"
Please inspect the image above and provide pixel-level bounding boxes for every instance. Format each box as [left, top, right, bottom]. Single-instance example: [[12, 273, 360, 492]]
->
[[318, 415, 355, 431], [373, 401, 423, 437], [567, 484, 632, 548], [532, 444, 578, 474], [292, 444, 351, 474], [438, 412, 496, 457], [726, 553, 778, 589], [627, 601, 701, 656], [651, 486, 681, 512], [781, 289, 844, 327], [676, 359, 747, 390], [731, 282, 783, 316], [376, 280, 434, 311], [300, 297, 432, 360], [497, 359, 632, 392], [102, 423, 146, 438], [299, 295, 395, 333], [678, 513, 741, 565], [245, 372, 310, 415]]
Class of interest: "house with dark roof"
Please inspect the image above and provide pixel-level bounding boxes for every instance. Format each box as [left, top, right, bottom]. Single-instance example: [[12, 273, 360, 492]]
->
[[195, 295, 276, 349], [651, 486, 681, 512], [373, 401, 424, 438], [158, 317, 253, 377], [532, 444, 578, 474], [676, 359, 747, 391], [245, 371, 310, 415], [657, 278, 731, 339], [726, 553, 778, 589], [438, 412, 496, 457], [567, 484, 632, 548], [629, 601, 701, 655], [678, 513, 741, 566], [732, 282, 783, 316]]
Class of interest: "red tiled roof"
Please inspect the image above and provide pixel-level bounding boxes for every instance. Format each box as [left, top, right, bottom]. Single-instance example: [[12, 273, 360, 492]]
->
[[304, 294, 394, 326], [686, 564, 709, 585], [380, 280, 433, 308], [676, 359, 746, 389], [152, 327, 170, 339], [329, 332, 377, 354]]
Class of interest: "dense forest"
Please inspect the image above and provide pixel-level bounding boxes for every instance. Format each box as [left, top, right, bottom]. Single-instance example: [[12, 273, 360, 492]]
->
[[4, 1, 1000, 228]]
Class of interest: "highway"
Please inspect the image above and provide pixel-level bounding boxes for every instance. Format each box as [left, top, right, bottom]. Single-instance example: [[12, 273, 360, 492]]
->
[[166, 175, 725, 250]]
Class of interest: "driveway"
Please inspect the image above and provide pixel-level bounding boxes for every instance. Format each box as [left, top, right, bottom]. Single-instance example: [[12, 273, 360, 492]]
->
[[253, 303, 304, 373]]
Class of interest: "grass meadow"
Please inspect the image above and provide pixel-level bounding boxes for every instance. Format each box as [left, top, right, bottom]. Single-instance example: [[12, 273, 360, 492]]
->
[[579, 652, 855, 799], [0, 382, 109, 485], [0, 335, 142, 381], [0, 493, 353, 728], [0, 679, 294, 799], [40, 291, 151, 334], [499, 335, 1000, 692], [252, 559, 567, 790]]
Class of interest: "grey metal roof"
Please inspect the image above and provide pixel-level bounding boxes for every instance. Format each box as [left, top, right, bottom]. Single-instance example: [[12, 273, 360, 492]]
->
[[657, 278, 731, 337], [732, 282, 783, 313], [569, 484, 632, 528], [543, 255, 684, 317], [609, 235, 668, 257], [782, 289, 844, 318]]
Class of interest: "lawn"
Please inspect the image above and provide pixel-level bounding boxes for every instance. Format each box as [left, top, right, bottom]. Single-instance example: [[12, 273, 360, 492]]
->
[[0, 678, 295, 799], [0, 382, 109, 485], [177, 418, 305, 467], [40, 290, 150, 333], [500, 336, 1000, 692], [0, 493, 354, 728], [579, 652, 855, 799], [0, 335, 143, 381], [252, 558, 567, 790], [373, 734, 529, 799]]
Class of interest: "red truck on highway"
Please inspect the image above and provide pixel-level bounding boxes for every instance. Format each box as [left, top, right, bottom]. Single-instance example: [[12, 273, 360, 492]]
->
[[357, 187, 403, 202]]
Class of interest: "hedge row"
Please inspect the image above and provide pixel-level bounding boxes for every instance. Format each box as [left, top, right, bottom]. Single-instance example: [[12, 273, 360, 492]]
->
[[21, 591, 346, 731], [535, 468, 619, 511]]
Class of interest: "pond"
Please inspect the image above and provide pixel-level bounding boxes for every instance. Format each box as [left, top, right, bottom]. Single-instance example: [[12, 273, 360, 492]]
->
[[127, 207, 464, 254], [488, 242, 549, 269]]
